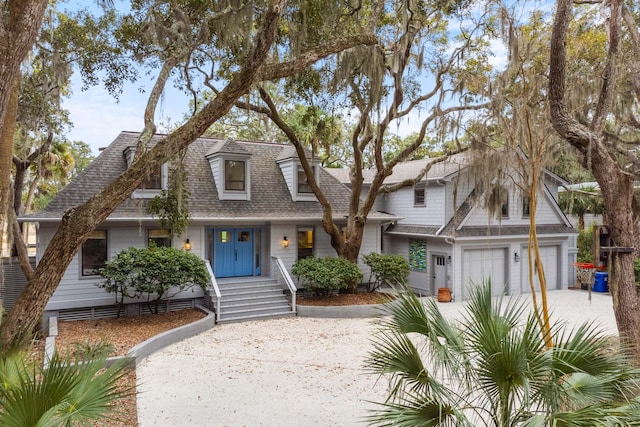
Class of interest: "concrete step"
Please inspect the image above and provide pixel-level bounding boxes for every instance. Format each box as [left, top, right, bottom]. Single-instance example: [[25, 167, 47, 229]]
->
[[212, 278, 294, 322], [217, 311, 296, 324]]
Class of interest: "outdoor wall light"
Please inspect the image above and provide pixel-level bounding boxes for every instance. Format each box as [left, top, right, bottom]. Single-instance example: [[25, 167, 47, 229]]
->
[[447, 255, 451, 265], [282, 236, 289, 248], [514, 252, 520, 263], [184, 238, 192, 251]]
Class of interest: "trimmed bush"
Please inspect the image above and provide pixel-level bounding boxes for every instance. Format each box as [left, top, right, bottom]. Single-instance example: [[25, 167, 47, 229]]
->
[[98, 246, 209, 315], [362, 253, 409, 292], [291, 256, 363, 296]]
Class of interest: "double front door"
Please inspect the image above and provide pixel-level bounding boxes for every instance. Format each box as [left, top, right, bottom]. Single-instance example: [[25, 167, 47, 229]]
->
[[213, 228, 255, 278]]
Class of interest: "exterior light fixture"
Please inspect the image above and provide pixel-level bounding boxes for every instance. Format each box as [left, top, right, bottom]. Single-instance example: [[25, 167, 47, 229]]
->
[[184, 238, 192, 251], [282, 236, 289, 248], [447, 255, 451, 265], [514, 252, 520, 263]]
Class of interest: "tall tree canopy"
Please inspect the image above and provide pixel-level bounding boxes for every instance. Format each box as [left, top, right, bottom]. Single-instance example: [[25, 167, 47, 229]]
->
[[232, 0, 497, 263], [549, 0, 640, 361]]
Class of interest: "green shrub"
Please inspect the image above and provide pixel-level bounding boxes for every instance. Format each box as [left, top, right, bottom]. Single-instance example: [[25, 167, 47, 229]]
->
[[291, 256, 363, 295], [362, 253, 409, 292], [98, 246, 209, 315]]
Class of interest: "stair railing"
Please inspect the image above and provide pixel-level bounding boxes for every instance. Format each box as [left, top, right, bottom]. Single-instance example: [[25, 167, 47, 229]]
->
[[271, 256, 297, 314], [205, 261, 221, 322]]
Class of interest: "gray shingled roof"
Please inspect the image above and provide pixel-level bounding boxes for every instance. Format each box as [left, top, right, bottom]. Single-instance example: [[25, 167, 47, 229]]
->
[[325, 152, 470, 185], [23, 131, 395, 223], [207, 139, 251, 156], [384, 224, 443, 236], [449, 224, 577, 238], [385, 222, 575, 239]]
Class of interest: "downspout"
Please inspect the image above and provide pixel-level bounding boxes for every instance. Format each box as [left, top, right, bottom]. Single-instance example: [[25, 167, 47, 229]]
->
[[444, 237, 455, 300], [435, 179, 447, 235]]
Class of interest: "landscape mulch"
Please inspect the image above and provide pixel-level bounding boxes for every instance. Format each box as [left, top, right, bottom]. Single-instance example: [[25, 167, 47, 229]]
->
[[52, 294, 387, 426]]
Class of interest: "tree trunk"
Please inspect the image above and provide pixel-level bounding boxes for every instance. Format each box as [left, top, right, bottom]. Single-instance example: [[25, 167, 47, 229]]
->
[[549, 0, 640, 362], [0, 0, 49, 251], [0, 77, 18, 254], [0, 0, 285, 348]]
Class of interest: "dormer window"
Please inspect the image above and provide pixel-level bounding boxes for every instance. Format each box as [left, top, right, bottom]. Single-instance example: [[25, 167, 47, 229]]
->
[[141, 168, 162, 190], [206, 139, 251, 201], [277, 145, 320, 202], [225, 160, 246, 191], [124, 147, 167, 198], [297, 165, 315, 194]]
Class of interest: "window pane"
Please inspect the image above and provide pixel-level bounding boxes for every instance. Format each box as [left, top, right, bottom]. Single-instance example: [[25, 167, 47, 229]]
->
[[140, 168, 162, 190], [225, 160, 245, 191], [297, 166, 313, 193], [522, 197, 531, 217], [414, 188, 425, 205], [501, 197, 509, 217], [82, 230, 107, 276], [297, 227, 314, 260], [148, 229, 171, 248], [219, 230, 231, 243]]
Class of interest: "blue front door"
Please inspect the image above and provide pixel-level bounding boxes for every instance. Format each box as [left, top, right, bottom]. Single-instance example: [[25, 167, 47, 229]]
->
[[214, 228, 254, 278]]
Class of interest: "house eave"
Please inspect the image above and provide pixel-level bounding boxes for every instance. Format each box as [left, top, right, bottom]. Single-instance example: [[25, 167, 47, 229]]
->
[[21, 214, 399, 224]]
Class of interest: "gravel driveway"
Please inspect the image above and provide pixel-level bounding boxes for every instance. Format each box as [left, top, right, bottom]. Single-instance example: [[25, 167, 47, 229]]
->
[[136, 289, 617, 427]]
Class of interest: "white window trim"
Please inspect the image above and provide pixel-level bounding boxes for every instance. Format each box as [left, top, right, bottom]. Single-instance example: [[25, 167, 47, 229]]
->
[[80, 229, 109, 278], [414, 186, 426, 206], [294, 164, 318, 202], [221, 156, 251, 201], [132, 163, 169, 199]]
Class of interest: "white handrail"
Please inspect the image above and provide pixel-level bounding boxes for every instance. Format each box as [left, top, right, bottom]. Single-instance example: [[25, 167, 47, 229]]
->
[[271, 256, 297, 313], [205, 261, 221, 322]]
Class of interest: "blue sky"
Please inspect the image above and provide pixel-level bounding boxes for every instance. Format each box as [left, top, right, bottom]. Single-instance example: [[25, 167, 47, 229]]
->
[[64, 74, 190, 155]]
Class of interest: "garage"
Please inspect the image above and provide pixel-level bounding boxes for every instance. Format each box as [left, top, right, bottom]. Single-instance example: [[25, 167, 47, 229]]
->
[[520, 245, 559, 293], [462, 248, 508, 299]]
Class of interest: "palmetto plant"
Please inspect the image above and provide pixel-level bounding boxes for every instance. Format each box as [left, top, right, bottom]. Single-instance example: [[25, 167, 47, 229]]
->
[[366, 283, 640, 426], [0, 346, 132, 426]]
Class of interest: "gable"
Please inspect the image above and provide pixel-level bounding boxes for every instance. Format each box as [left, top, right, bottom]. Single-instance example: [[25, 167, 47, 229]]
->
[[461, 183, 570, 228], [276, 146, 321, 202]]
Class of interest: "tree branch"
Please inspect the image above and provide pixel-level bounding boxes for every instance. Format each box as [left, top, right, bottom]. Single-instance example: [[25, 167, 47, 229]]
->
[[257, 34, 377, 81]]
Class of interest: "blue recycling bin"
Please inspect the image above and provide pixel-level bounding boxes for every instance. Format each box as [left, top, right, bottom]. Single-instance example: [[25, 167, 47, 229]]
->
[[593, 271, 609, 293]]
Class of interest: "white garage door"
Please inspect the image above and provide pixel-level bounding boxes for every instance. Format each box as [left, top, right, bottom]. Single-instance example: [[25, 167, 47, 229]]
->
[[521, 246, 558, 293], [462, 248, 507, 299]]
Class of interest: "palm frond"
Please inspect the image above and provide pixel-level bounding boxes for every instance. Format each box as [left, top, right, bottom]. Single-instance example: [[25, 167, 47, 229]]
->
[[366, 393, 469, 427], [0, 350, 133, 426], [367, 280, 640, 426]]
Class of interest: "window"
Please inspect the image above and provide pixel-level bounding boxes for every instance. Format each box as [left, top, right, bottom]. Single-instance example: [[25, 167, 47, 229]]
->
[[225, 160, 245, 191], [219, 230, 231, 243], [501, 196, 509, 218], [297, 227, 314, 260], [82, 230, 108, 276], [489, 186, 509, 218], [140, 168, 162, 190], [414, 187, 425, 206], [409, 239, 427, 272], [297, 165, 315, 194], [522, 197, 531, 217], [148, 229, 171, 248]]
